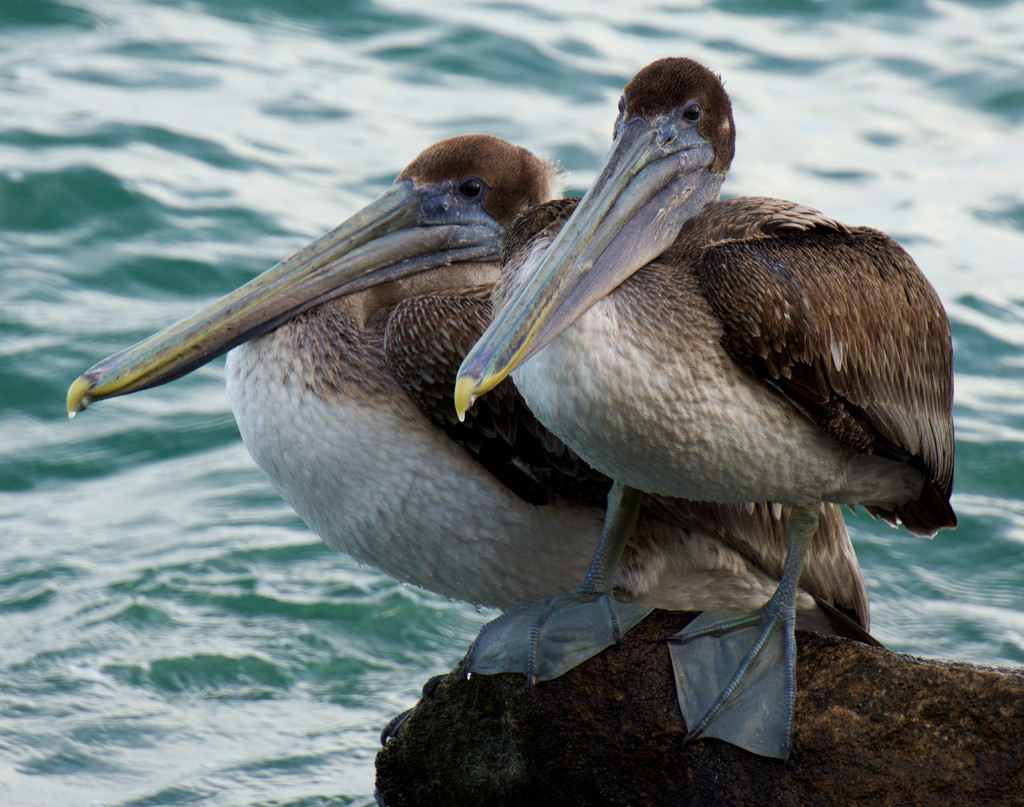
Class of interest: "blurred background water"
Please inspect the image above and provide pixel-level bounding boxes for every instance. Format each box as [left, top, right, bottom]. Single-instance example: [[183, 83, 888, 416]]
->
[[1, 0, 1022, 804]]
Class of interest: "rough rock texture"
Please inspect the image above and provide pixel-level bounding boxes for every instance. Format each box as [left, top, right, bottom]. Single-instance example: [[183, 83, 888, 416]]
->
[[376, 610, 1024, 807]]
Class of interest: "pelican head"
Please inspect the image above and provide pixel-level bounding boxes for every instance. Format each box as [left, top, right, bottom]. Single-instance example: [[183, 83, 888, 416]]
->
[[454, 58, 736, 417]]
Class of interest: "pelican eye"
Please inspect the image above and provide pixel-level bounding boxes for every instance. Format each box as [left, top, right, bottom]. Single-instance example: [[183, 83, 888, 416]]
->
[[682, 101, 702, 122], [458, 177, 484, 198], [617, 95, 626, 114]]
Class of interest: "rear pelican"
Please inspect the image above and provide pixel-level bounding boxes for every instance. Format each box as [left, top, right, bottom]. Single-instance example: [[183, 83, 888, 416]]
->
[[456, 60, 955, 759]]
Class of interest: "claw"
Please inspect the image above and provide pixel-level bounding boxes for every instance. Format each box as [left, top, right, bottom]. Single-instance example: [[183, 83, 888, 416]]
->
[[380, 708, 412, 746], [379, 673, 446, 745]]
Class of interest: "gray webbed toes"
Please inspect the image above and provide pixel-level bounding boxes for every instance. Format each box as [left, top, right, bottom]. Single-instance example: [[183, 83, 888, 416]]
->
[[667, 606, 796, 760], [466, 595, 652, 683]]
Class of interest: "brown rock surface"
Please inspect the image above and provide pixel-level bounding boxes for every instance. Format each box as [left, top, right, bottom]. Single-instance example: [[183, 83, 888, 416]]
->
[[376, 610, 1024, 807]]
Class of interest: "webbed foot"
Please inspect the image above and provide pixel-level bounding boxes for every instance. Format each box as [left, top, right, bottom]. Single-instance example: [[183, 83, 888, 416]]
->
[[664, 502, 821, 760], [466, 592, 652, 683], [666, 602, 795, 760], [466, 482, 651, 683]]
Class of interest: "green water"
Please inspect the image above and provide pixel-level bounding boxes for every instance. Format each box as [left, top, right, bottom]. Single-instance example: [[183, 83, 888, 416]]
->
[[2, 0, 1023, 804]]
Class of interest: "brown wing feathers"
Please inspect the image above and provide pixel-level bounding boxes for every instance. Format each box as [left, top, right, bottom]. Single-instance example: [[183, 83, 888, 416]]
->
[[692, 207, 955, 534]]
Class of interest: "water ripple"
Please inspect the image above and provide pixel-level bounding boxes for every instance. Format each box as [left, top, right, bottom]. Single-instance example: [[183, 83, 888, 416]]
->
[[0, 165, 155, 232], [0, 0, 103, 30]]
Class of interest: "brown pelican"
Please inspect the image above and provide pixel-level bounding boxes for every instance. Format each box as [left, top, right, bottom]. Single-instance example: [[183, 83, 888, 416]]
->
[[455, 60, 955, 759], [67, 134, 871, 684]]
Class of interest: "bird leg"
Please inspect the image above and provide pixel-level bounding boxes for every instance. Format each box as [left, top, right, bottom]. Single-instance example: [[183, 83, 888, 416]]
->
[[665, 501, 820, 760], [465, 481, 653, 684]]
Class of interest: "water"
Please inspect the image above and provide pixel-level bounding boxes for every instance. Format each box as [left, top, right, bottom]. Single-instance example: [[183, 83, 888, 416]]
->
[[2, 0, 1023, 803]]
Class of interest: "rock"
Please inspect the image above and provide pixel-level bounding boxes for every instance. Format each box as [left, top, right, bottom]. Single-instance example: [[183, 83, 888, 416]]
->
[[375, 610, 1024, 807]]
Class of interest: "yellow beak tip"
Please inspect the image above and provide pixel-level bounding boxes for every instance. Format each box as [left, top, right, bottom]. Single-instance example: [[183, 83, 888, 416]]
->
[[67, 376, 94, 418], [453, 376, 477, 422]]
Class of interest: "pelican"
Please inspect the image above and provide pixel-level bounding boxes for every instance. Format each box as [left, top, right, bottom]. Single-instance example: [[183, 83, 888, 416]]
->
[[456, 59, 955, 759], [68, 134, 871, 670]]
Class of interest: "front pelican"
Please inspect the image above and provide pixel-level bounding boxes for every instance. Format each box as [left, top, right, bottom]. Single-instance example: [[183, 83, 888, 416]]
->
[[457, 59, 955, 759]]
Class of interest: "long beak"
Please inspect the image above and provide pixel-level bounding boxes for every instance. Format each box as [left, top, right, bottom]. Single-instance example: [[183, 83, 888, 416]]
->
[[68, 178, 504, 416], [453, 116, 721, 420]]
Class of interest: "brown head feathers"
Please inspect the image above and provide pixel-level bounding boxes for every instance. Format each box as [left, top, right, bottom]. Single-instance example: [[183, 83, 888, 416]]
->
[[397, 134, 563, 228], [622, 58, 735, 174]]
